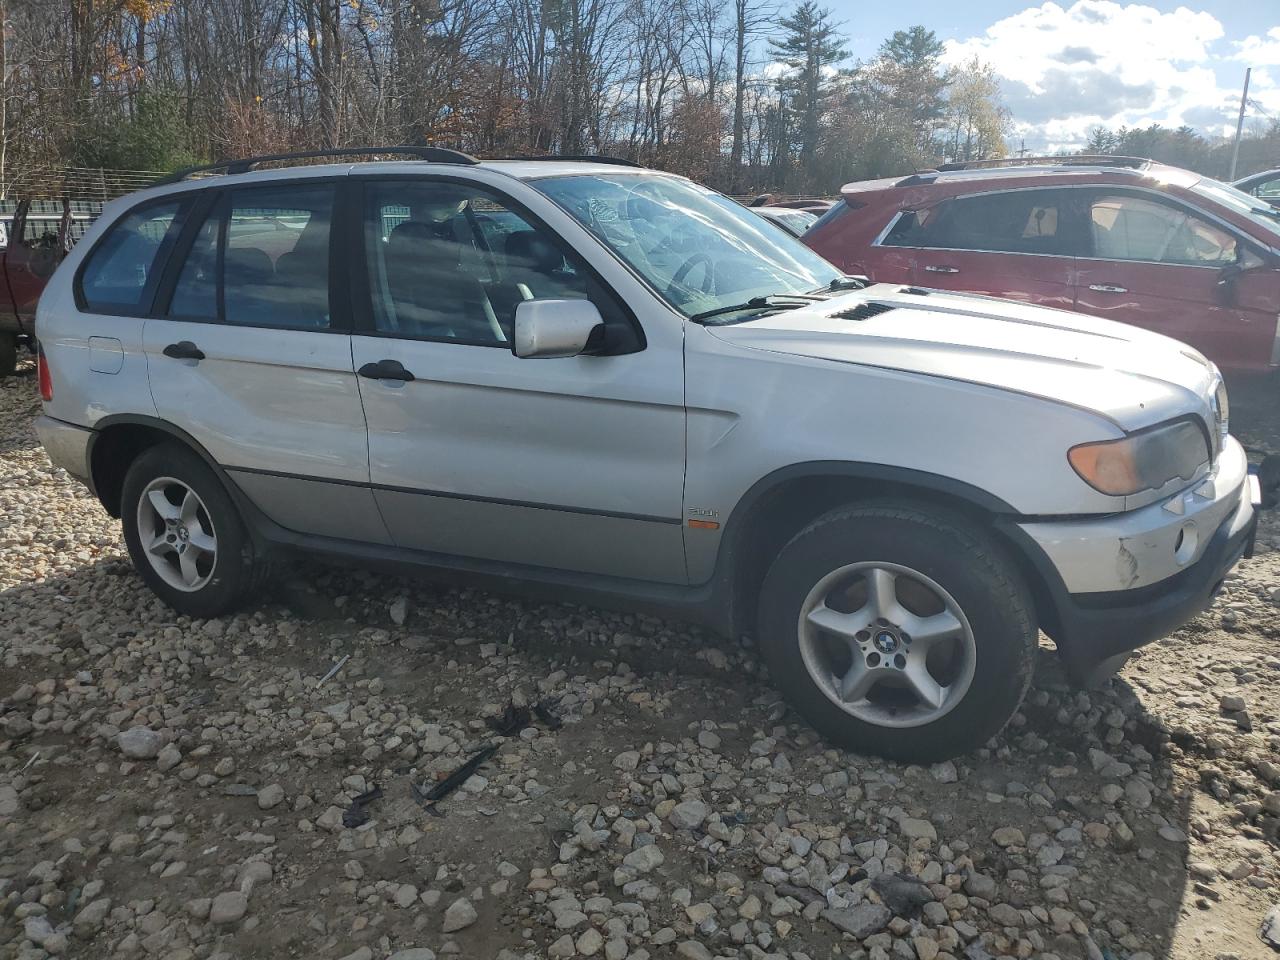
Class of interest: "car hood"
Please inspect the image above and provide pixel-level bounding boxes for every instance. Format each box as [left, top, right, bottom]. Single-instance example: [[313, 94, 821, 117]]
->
[[706, 285, 1219, 432]]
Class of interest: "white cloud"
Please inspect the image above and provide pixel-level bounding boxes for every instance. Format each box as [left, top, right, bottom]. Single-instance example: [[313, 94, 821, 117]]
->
[[1235, 27, 1280, 65], [941, 1, 1255, 150]]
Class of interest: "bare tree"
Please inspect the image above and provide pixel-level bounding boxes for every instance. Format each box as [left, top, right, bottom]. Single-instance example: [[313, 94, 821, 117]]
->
[[1, 0, 1021, 193]]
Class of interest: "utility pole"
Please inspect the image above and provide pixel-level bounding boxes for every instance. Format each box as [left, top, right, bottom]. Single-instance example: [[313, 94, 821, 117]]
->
[[1229, 67, 1251, 181]]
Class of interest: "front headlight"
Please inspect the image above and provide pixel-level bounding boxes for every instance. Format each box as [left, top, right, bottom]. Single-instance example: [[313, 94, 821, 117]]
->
[[1211, 375, 1229, 449], [1068, 420, 1209, 497]]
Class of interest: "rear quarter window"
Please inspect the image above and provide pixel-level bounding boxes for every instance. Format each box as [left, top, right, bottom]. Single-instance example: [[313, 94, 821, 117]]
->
[[78, 199, 187, 314], [808, 199, 858, 233]]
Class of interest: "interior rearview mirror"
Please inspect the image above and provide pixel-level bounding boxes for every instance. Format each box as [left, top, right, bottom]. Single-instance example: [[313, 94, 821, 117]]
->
[[513, 299, 604, 359]]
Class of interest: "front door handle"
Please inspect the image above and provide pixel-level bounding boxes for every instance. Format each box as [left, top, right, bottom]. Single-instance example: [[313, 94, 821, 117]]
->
[[358, 358, 415, 382], [923, 265, 959, 274], [162, 340, 205, 361], [1088, 284, 1128, 294]]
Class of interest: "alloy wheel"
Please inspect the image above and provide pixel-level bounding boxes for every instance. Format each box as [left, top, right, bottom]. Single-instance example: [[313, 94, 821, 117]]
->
[[797, 561, 977, 729], [135, 476, 218, 592]]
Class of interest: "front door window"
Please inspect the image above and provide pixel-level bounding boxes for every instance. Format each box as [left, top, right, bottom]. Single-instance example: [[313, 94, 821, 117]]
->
[[1087, 195, 1238, 266], [360, 180, 638, 351]]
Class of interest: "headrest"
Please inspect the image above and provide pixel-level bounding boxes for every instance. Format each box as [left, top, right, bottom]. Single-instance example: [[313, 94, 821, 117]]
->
[[225, 247, 273, 283], [504, 230, 562, 272], [412, 190, 468, 224], [387, 220, 450, 258]]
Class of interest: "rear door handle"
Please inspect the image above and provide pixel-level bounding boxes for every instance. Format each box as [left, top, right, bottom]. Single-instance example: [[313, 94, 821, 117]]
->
[[162, 340, 204, 361], [923, 265, 959, 274], [358, 359, 415, 382], [1088, 284, 1128, 294]]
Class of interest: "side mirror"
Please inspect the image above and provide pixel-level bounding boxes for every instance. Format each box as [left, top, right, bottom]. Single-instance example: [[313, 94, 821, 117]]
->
[[1216, 256, 1248, 306], [513, 299, 604, 359]]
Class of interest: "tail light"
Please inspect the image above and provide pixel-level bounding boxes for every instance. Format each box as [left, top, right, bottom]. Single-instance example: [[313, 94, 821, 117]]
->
[[37, 344, 52, 401]]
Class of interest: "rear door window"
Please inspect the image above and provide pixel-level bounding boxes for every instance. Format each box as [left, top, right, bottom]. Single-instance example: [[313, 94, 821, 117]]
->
[[161, 184, 335, 329], [167, 207, 219, 321], [884, 190, 1074, 255], [78, 199, 186, 314], [226, 186, 333, 328]]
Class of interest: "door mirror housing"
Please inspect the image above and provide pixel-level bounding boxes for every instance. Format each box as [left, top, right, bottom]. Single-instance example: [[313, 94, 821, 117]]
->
[[513, 299, 604, 359], [1216, 256, 1250, 306]]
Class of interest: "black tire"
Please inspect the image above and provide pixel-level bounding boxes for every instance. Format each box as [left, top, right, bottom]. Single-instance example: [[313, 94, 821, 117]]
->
[[121, 443, 266, 618], [756, 501, 1036, 762], [0, 334, 16, 378]]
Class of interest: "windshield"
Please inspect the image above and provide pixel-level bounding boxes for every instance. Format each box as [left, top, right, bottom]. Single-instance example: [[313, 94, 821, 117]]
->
[[534, 173, 841, 319], [1191, 177, 1280, 241]]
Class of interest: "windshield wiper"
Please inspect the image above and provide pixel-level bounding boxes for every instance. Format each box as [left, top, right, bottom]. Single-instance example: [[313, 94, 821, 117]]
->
[[691, 295, 817, 323]]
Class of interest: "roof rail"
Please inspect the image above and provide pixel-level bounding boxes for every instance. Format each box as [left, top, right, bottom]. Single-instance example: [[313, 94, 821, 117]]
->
[[487, 154, 644, 168], [936, 155, 1151, 172], [152, 146, 479, 186]]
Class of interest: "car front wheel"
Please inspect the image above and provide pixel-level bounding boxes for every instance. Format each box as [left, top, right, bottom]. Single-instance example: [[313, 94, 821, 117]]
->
[[757, 501, 1037, 762]]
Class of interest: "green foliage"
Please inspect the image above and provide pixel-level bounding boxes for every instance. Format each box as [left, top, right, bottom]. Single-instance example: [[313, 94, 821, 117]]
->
[[1079, 120, 1280, 180], [73, 93, 204, 173], [804, 25, 1008, 189], [873, 25, 948, 153], [769, 1, 847, 186], [878, 26, 943, 69]]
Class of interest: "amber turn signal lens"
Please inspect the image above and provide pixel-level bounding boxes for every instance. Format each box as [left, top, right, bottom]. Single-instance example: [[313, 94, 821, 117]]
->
[[1067, 441, 1140, 497]]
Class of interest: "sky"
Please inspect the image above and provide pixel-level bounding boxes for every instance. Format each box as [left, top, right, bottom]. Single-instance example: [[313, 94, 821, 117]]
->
[[813, 0, 1279, 153]]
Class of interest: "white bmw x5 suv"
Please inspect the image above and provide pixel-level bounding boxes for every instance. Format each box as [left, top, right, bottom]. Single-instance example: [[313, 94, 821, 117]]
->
[[34, 147, 1263, 761]]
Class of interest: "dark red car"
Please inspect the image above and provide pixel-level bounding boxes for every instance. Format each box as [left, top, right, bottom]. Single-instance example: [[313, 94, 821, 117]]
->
[[0, 199, 91, 376], [804, 157, 1280, 373]]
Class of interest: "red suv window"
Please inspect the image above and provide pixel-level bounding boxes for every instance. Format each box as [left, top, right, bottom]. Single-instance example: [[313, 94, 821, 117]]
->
[[1085, 193, 1239, 266], [884, 189, 1077, 256]]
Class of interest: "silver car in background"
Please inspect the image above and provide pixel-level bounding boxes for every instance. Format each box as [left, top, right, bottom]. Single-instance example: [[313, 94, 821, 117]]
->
[[33, 148, 1261, 761]]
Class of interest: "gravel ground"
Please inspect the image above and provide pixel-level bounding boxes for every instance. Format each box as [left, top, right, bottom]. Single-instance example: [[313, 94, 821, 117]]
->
[[2, 359, 1279, 960]]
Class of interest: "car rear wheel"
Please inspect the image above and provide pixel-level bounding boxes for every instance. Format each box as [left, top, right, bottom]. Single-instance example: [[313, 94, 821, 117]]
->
[[121, 444, 266, 617], [757, 502, 1037, 762]]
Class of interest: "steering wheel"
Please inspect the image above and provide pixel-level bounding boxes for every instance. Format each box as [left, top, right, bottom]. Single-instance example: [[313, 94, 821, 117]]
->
[[668, 252, 715, 299]]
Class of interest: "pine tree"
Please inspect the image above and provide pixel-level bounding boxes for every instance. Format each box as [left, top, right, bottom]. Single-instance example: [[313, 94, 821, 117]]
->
[[876, 25, 948, 157], [769, 1, 846, 187]]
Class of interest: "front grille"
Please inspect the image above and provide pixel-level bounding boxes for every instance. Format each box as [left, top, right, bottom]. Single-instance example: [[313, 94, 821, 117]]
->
[[833, 302, 895, 322]]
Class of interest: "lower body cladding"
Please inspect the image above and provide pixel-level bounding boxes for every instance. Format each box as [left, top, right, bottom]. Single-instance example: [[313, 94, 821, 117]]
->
[[1012, 436, 1261, 681]]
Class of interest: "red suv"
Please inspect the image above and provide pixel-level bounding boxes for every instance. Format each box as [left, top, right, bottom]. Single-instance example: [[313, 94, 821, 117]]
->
[[804, 157, 1280, 372]]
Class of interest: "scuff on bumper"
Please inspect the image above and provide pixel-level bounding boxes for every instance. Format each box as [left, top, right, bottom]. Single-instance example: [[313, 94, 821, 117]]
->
[[1017, 436, 1250, 594]]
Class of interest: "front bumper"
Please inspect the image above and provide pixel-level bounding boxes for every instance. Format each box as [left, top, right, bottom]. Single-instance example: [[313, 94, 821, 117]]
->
[[35, 415, 94, 485], [1010, 435, 1259, 676], [1021, 436, 1251, 594]]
